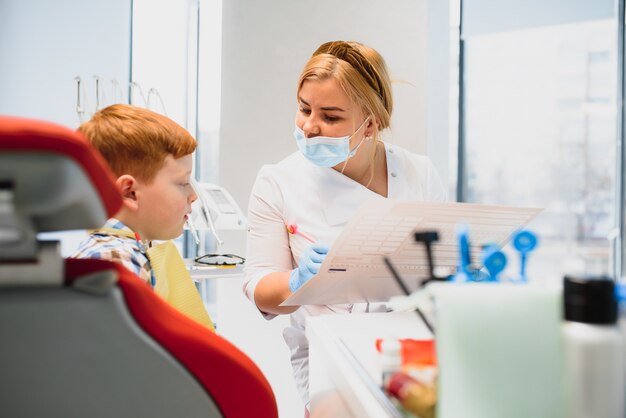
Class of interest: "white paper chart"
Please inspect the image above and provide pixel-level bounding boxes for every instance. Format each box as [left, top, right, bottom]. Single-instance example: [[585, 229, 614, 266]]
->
[[281, 200, 542, 306]]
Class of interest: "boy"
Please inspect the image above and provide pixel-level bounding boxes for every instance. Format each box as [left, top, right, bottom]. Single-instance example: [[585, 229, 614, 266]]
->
[[72, 104, 213, 329]]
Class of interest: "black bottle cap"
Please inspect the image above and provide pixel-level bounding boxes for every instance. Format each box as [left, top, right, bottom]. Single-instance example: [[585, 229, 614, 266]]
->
[[563, 275, 617, 324]]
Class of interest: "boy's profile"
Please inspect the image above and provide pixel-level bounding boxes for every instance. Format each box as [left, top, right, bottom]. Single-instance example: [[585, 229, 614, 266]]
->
[[72, 104, 213, 329]]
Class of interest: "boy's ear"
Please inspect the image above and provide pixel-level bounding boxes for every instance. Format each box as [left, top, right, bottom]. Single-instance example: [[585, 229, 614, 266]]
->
[[116, 174, 139, 210]]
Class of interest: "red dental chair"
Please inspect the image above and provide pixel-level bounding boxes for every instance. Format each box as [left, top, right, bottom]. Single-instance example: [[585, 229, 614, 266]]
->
[[0, 116, 278, 418]]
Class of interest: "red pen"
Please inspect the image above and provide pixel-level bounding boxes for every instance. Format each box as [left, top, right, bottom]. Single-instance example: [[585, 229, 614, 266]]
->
[[285, 223, 316, 244]]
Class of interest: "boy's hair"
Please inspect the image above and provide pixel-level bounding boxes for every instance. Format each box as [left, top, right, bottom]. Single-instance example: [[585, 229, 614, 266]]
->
[[78, 104, 196, 183]]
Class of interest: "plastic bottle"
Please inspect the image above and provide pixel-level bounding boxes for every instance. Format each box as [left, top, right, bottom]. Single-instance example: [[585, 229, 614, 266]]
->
[[379, 338, 402, 387], [562, 275, 625, 418]]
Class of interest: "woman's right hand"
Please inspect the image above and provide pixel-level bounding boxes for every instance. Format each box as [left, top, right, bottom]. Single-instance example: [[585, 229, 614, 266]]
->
[[288, 244, 330, 293]]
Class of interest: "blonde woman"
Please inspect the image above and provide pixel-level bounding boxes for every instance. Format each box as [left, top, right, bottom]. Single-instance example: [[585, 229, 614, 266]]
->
[[244, 40, 447, 413]]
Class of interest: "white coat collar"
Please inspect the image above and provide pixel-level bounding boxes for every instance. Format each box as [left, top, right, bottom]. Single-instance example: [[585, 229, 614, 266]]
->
[[310, 142, 398, 227]]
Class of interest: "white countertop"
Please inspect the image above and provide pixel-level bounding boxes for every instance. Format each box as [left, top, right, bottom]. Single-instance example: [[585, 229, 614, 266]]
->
[[306, 311, 433, 418]]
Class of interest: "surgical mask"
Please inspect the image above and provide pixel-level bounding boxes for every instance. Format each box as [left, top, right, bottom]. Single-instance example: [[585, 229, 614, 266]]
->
[[294, 117, 370, 167]]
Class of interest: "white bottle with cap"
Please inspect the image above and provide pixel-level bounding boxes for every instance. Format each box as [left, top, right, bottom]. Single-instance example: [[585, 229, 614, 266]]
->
[[380, 338, 402, 387], [562, 275, 625, 418]]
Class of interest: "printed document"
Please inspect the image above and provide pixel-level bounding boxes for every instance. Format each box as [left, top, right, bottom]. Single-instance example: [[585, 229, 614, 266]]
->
[[281, 200, 542, 306]]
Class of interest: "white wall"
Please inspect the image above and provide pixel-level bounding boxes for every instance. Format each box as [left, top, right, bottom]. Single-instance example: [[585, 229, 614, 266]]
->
[[0, 0, 131, 128], [427, 0, 452, 191], [132, 0, 196, 129], [219, 0, 430, 221]]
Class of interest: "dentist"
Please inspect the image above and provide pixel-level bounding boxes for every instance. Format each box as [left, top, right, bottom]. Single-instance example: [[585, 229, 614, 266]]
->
[[243, 40, 447, 413]]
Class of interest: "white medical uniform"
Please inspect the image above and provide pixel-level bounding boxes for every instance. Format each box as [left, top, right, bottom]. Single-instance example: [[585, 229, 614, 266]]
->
[[243, 142, 447, 406]]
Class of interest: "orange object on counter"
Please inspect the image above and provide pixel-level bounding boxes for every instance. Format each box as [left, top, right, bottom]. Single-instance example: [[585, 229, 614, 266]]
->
[[375, 338, 437, 367]]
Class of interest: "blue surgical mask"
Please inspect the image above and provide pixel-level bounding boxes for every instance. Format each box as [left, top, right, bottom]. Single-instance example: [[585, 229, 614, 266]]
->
[[294, 117, 370, 167]]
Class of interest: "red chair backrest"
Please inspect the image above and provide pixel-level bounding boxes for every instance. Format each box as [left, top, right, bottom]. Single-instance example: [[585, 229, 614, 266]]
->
[[0, 116, 278, 418]]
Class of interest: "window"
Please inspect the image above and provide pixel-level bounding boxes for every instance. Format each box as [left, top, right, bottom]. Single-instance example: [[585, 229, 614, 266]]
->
[[458, 0, 618, 281]]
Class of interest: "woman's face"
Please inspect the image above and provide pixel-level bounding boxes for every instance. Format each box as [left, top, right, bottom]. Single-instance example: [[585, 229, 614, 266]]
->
[[296, 78, 369, 147]]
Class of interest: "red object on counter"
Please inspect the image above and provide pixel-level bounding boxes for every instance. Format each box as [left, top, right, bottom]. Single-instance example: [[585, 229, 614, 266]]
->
[[385, 372, 437, 418], [375, 338, 437, 366]]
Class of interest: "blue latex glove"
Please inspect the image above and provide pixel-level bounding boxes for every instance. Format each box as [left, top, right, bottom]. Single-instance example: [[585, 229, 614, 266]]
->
[[289, 244, 329, 293]]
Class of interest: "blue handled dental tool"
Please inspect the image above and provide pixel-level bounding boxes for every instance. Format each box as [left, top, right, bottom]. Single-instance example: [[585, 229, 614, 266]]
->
[[512, 229, 537, 283], [481, 243, 507, 282], [454, 224, 472, 282]]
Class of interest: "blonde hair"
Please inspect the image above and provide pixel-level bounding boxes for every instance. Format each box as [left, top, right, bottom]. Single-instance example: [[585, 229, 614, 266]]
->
[[78, 104, 196, 183], [297, 41, 393, 134], [297, 41, 393, 184]]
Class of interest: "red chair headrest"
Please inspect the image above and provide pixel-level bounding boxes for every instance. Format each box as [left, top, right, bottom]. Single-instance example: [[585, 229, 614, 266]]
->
[[0, 116, 121, 232]]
